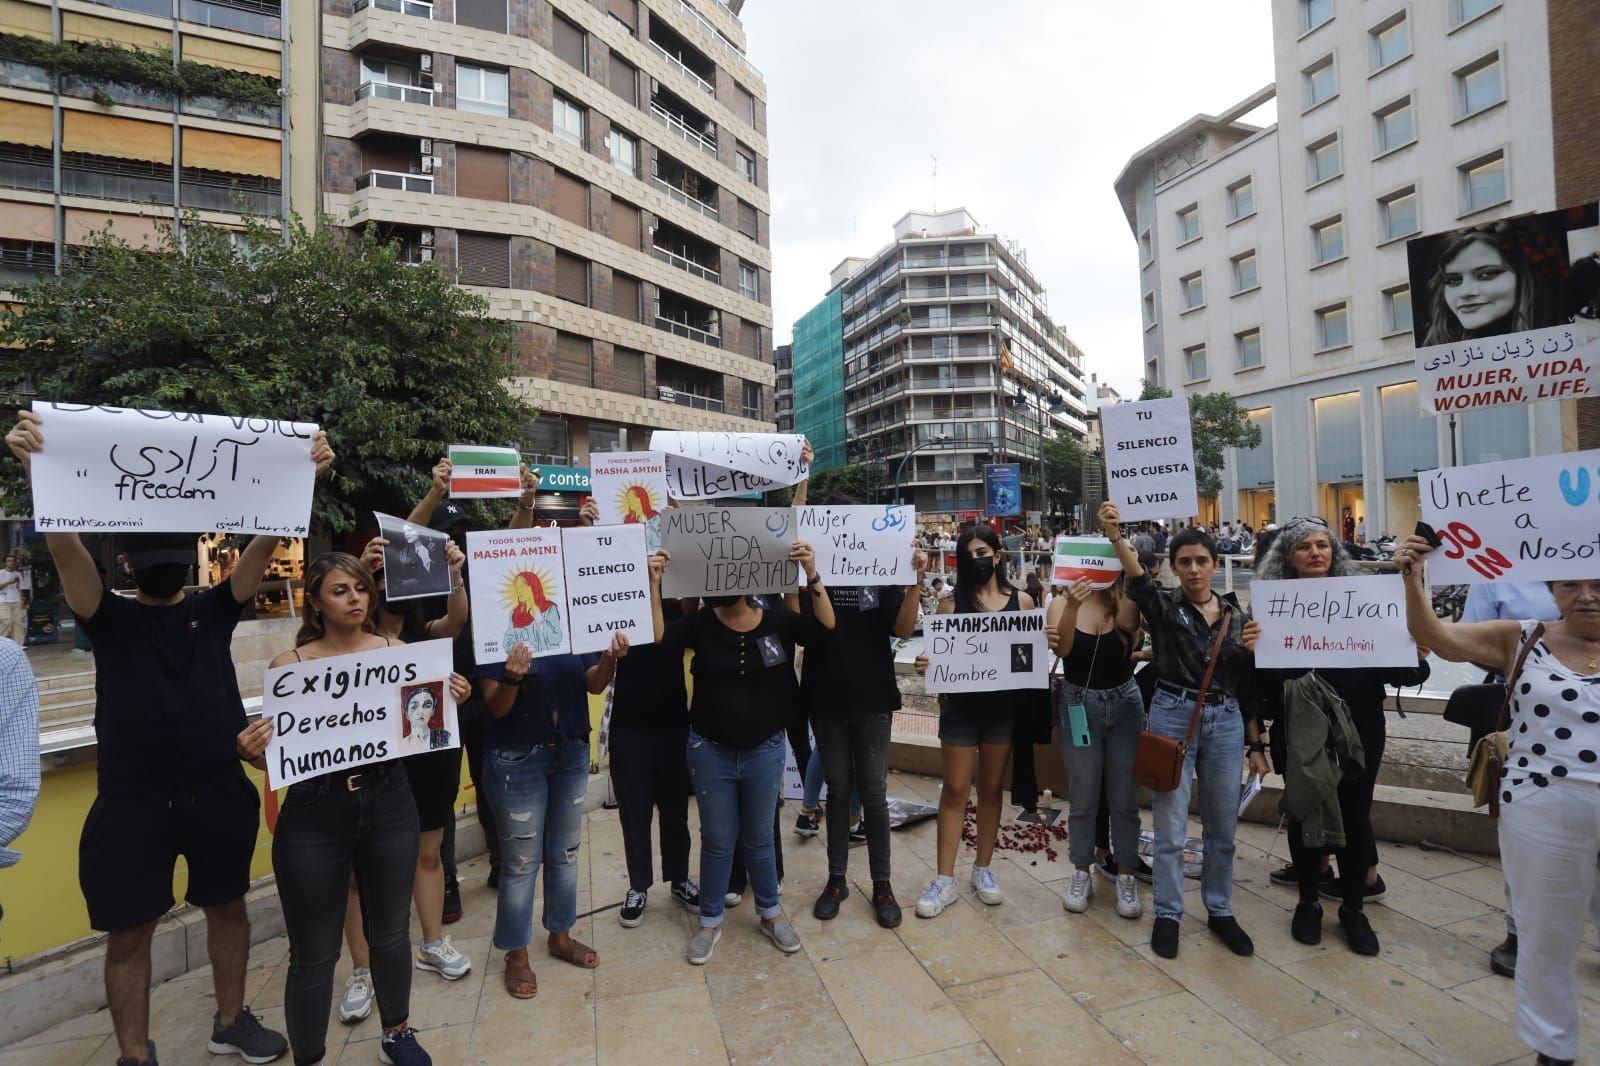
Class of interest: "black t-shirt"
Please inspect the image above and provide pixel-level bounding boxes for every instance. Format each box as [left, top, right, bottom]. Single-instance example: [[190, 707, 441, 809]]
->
[[477, 653, 599, 750], [800, 586, 905, 719], [610, 599, 690, 730], [78, 581, 248, 794], [661, 604, 821, 749]]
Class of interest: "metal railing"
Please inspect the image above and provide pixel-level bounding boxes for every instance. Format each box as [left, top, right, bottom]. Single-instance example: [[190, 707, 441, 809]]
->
[[355, 169, 434, 193], [353, 0, 434, 16], [179, 0, 282, 38], [652, 244, 719, 282], [649, 40, 715, 95], [673, 0, 760, 76], [650, 101, 718, 156], [356, 80, 434, 106], [664, 389, 724, 412], [650, 175, 719, 220], [654, 316, 721, 347]]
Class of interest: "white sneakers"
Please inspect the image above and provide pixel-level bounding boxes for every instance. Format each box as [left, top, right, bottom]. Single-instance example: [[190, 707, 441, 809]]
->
[[415, 936, 472, 980], [1063, 870, 1094, 913], [339, 969, 373, 1023], [915, 875, 959, 918], [970, 866, 1003, 906], [1115, 874, 1143, 919]]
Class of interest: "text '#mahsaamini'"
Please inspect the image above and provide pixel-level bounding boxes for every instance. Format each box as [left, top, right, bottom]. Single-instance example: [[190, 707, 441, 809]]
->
[[928, 614, 1046, 633]]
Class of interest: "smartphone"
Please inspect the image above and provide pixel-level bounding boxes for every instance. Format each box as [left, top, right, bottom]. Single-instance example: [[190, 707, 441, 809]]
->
[[1067, 703, 1091, 748], [1414, 521, 1442, 549]]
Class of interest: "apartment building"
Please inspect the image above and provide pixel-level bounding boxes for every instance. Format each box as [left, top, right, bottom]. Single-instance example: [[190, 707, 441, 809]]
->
[[1115, 0, 1571, 537], [791, 208, 1089, 517], [772, 339, 790, 431]]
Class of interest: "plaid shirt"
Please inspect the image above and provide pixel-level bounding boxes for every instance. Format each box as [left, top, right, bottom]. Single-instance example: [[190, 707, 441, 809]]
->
[[0, 639, 40, 866], [1126, 572, 1254, 698]]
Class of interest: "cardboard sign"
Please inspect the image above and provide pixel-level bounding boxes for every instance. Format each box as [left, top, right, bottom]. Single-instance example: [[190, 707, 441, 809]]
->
[[465, 527, 570, 664], [375, 511, 452, 602], [1100, 397, 1198, 522], [1251, 575, 1417, 668], [923, 608, 1050, 694], [562, 524, 653, 654], [447, 445, 521, 498], [590, 451, 668, 552], [28, 402, 318, 536], [659, 506, 799, 598], [1052, 537, 1123, 589], [1418, 449, 1600, 584], [650, 431, 810, 500], [797, 504, 914, 586], [1408, 203, 1600, 414], [265, 639, 456, 788]]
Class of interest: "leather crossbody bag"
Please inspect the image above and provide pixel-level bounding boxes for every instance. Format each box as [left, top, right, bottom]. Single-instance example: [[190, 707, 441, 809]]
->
[[1133, 609, 1231, 793], [1465, 623, 1543, 817]]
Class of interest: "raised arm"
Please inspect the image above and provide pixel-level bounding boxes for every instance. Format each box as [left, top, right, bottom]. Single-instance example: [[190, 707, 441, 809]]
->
[[6, 412, 104, 618], [789, 438, 814, 508], [584, 632, 628, 694], [890, 545, 927, 639], [1098, 501, 1143, 579], [423, 539, 469, 639], [232, 430, 334, 604], [648, 550, 669, 641], [407, 457, 450, 525], [793, 540, 835, 630], [507, 465, 541, 530], [1397, 536, 1522, 671]]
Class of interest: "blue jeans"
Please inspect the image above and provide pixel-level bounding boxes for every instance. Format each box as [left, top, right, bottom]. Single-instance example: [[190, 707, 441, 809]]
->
[[485, 736, 588, 950], [1146, 687, 1245, 921], [1057, 678, 1144, 870], [687, 729, 785, 927], [801, 740, 862, 820]]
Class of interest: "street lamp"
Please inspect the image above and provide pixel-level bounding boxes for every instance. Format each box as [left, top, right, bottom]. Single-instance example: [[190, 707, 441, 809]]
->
[[892, 433, 951, 508]]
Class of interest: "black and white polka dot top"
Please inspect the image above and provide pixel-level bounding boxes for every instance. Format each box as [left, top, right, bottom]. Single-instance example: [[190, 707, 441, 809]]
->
[[1503, 621, 1600, 805]]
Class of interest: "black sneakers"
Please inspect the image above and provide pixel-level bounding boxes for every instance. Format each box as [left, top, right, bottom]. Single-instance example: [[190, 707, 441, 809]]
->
[[813, 875, 849, 920], [1320, 875, 1386, 902], [1491, 933, 1518, 978], [1207, 915, 1254, 957], [794, 809, 822, 838], [115, 1040, 158, 1066], [1338, 907, 1380, 956], [847, 821, 868, 848], [872, 881, 902, 928], [1098, 854, 1154, 884], [1291, 902, 1323, 945], [1151, 917, 1181, 959], [207, 1007, 288, 1064], [671, 879, 701, 910], [619, 888, 647, 928], [441, 881, 463, 925], [1272, 863, 1337, 890]]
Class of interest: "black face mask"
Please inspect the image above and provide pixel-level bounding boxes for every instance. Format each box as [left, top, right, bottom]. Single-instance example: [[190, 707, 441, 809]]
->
[[958, 555, 997, 587], [703, 595, 739, 609], [134, 562, 189, 599]]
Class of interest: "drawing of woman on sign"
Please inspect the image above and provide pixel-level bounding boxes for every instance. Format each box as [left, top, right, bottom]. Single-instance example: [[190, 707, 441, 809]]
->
[[399, 680, 451, 752], [504, 569, 563, 654], [619, 483, 663, 552]]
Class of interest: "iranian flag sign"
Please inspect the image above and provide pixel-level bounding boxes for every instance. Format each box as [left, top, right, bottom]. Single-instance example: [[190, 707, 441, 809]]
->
[[448, 445, 521, 498], [1052, 537, 1123, 590]]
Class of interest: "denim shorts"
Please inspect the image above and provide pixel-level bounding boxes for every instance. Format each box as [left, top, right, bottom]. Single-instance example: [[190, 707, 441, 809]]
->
[[937, 694, 1014, 747]]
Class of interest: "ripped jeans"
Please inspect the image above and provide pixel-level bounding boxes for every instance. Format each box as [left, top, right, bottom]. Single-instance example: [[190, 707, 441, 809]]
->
[[484, 736, 588, 950]]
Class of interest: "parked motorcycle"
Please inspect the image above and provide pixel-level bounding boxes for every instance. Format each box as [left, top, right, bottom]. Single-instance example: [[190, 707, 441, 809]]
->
[[1432, 583, 1468, 622]]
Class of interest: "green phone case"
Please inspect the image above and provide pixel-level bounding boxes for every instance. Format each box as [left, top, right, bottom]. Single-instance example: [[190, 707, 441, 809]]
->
[[1067, 703, 1090, 748]]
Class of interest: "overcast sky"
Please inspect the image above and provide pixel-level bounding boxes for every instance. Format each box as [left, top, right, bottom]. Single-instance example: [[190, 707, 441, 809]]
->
[[741, 1, 1277, 399]]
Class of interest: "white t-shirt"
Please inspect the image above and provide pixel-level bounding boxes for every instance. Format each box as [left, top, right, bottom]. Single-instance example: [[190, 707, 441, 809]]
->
[[0, 569, 21, 605]]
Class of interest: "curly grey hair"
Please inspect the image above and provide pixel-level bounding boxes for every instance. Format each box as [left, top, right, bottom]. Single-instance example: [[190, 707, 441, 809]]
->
[[1254, 518, 1358, 580]]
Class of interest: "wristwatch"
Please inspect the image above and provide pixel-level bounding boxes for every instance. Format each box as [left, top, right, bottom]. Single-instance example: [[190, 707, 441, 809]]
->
[[1247, 740, 1266, 755]]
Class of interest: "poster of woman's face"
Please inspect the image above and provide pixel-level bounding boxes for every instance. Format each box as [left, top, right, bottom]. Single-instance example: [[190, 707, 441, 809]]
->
[[374, 510, 452, 602], [399, 679, 450, 751]]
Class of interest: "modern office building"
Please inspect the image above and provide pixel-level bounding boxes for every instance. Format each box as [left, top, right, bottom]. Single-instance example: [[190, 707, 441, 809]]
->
[[791, 208, 1089, 516], [1115, 0, 1577, 537]]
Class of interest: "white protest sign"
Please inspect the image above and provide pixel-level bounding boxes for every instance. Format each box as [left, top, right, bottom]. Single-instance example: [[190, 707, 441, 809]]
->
[[465, 527, 570, 664], [650, 431, 810, 500], [1052, 537, 1123, 589], [659, 506, 799, 598], [29, 402, 318, 536], [590, 451, 668, 552], [923, 608, 1050, 694], [1100, 397, 1198, 522], [265, 639, 456, 788], [796, 504, 914, 586], [1251, 575, 1417, 668], [447, 445, 521, 498], [562, 524, 653, 654], [1418, 449, 1600, 584], [1415, 328, 1600, 415]]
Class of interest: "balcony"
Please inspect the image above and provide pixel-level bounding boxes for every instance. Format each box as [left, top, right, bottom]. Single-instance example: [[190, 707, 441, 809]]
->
[[61, 154, 175, 206], [353, 0, 434, 15], [181, 94, 282, 127], [356, 80, 434, 106], [0, 240, 55, 283], [86, 0, 172, 16], [655, 316, 720, 347], [660, 388, 725, 413], [60, 75, 174, 111], [650, 89, 718, 157], [906, 343, 998, 363], [671, 0, 759, 75], [650, 175, 718, 221], [180, 170, 281, 214], [179, 0, 283, 38], [650, 41, 714, 95], [652, 244, 719, 282], [651, 218, 721, 282], [356, 169, 434, 193], [0, 59, 51, 92], [0, 146, 54, 194]]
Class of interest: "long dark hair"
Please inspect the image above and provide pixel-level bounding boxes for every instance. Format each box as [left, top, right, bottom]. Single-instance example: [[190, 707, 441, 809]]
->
[[953, 524, 1004, 613], [1423, 222, 1560, 344], [295, 552, 379, 646]]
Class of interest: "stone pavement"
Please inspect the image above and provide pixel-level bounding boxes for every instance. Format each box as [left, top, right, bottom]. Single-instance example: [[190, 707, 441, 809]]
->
[[7, 771, 1598, 1066]]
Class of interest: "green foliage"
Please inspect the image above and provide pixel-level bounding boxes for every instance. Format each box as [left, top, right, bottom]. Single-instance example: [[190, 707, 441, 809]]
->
[[0, 33, 280, 109], [765, 462, 887, 507], [1042, 432, 1084, 519], [0, 213, 534, 535], [1137, 380, 1261, 498]]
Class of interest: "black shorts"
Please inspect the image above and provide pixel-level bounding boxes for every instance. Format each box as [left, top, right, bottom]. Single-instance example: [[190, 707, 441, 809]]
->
[[404, 747, 461, 832], [80, 762, 260, 932]]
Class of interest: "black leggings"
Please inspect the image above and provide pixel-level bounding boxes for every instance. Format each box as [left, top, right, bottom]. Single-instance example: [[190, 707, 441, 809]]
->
[[273, 763, 420, 1066], [1287, 711, 1385, 911], [610, 724, 693, 892], [814, 713, 893, 880]]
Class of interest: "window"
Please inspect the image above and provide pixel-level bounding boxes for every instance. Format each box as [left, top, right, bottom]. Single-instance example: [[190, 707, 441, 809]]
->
[[457, 64, 508, 117], [1180, 271, 1204, 310], [1383, 285, 1413, 334], [1379, 187, 1419, 241], [1232, 250, 1259, 293], [606, 127, 637, 177], [739, 319, 762, 360], [609, 197, 640, 249], [736, 146, 756, 184], [1374, 97, 1415, 154], [589, 423, 625, 453], [736, 199, 757, 239], [1381, 382, 1437, 478], [1139, 228, 1152, 263], [733, 83, 755, 124], [1456, 53, 1504, 117], [1461, 151, 1507, 212], [612, 273, 641, 322], [1316, 303, 1350, 349], [553, 93, 586, 148], [1142, 291, 1156, 327], [553, 332, 592, 386], [742, 380, 761, 420], [1301, 0, 1332, 32], [608, 0, 637, 33], [1227, 178, 1254, 221], [1176, 204, 1200, 243], [455, 146, 509, 201], [1370, 12, 1409, 70], [1184, 344, 1207, 382], [738, 262, 758, 300], [1307, 133, 1341, 184], [553, 251, 589, 305], [609, 53, 637, 107], [1237, 329, 1263, 369], [553, 170, 588, 227], [455, 0, 506, 33], [457, 232, 510, 287], [613, 347, 645, 395], [1452, 0, 1499, 28], [1304, 55, 1337, 109], [1313, 217, 1345, 264], [552, 12, 585, 72]]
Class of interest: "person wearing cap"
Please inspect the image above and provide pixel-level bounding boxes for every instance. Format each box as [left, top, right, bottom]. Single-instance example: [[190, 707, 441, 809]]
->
[[5, 409, 333, 1066]]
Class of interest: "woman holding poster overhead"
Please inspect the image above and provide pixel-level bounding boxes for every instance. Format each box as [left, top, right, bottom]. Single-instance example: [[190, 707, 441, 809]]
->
[[1398, 537, 1600, 1066], [911, 525, 1038, 920], [1099, 502, 1264, 961]]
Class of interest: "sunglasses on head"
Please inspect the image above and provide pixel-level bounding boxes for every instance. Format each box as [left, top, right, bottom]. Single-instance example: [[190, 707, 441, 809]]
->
[[1284, 516, 1330, 530]]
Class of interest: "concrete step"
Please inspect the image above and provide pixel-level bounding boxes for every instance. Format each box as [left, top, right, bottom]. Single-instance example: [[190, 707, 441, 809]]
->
[[33, 669, 96, 693], [38, 698, 94, 725], [38, 682, 94, 710]]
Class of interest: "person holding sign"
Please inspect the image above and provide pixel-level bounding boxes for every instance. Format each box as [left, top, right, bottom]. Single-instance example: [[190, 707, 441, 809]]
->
[[237, 552, 471, 1066], [1397, 537, 1600, 1066], [1100, 502, 1265, 961], [1253, 519, 1429, 955], [648, 539, 836, 965], [911, 525, 1038, 920], [5, 410, 335, 1066]]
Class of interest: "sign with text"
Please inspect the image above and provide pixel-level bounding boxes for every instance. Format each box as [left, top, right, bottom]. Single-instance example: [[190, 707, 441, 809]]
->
[[1100, 397, 1198, 522], [1251, 575, 1417, 668], [562, 524, 653, 654], [465, 527, 570, 664], [984, 464, 1022, 518], [265, 639, 456, 788], [659, 506, 799, 598], [797, 504, 914, 586], [1408, 203, 1600, 415], [590, 451, 668, 552], [1052, 537, 1124, 589], [923, 608, 1050, 694], [650, 431, 810, 500], [28, 402, 318, 536], [447, 445, 521, 498], [1418, 449, 1600, 584]]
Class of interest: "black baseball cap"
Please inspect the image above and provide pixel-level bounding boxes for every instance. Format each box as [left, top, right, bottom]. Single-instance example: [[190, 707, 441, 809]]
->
[[428, 502, 469, 532], [121, 532, 194, 569]]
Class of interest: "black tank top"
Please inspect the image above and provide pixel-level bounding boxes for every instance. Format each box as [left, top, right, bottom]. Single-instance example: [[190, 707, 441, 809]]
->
[[1060, 625, 1134, 689], [943, 587, 1023, 715]]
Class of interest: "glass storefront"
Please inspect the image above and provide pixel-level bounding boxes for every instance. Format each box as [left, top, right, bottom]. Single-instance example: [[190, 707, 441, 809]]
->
[[1461, 405, 1530, 465], [1235, 408, 1275, 529], [1380, 382, 1436, 541], [1314, 391, 1364, 536]]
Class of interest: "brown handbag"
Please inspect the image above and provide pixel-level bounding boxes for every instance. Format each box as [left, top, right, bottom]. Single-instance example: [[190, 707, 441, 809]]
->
[[1133, 609, 1231, 792], [1467, 623, 1544, 818]]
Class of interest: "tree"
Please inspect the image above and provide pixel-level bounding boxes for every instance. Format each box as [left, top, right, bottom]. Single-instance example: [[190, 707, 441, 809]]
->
[[0, 213, 534, 533], [1138, 380, 1261, 499], [1042, 432, 1085, 520], [766, 461, 887, 506]]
